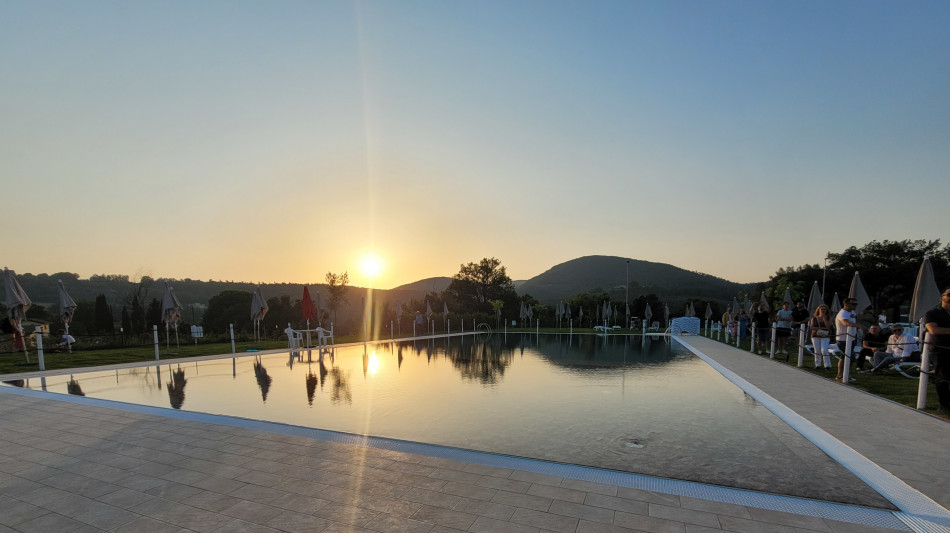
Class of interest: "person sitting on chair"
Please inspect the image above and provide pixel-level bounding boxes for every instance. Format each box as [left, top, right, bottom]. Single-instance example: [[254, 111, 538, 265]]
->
[[858, 324, 888, 370], [868, 325, 920, 373]]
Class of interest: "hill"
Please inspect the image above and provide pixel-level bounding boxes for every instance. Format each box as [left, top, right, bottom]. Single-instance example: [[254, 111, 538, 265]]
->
[[390, 277, 452, 293], [516, 256, 756, 304]]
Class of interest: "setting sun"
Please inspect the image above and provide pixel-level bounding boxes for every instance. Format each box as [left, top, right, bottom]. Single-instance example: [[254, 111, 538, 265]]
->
[[359, 252, 384, 281]]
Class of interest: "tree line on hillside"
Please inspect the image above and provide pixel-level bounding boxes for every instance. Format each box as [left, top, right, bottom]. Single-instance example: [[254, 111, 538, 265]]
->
[[5, 239, 947, 339], [758, 239, 950, 320]]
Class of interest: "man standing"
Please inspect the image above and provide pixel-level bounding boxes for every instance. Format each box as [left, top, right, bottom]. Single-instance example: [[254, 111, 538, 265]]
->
[[924, 287, 950, 413], [752, 304, 771, 354], [835, 297, 860, 382], [775, 302, 793, 355]]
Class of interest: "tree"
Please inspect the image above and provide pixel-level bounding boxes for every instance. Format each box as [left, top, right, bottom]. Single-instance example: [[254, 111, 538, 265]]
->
[[121, 305, 132, 333], [446, 258, 518, 315], [767, 239, 950, 321], [130, 294, 145, 333], [202, 290, 253, 334], [325, 272, 349, 326], [146, 298, 162, 329], [94, 294, 113, 333]]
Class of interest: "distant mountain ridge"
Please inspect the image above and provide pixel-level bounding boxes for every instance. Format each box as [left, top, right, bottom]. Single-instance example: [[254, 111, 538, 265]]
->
[[516, 256, 755, 304], [390, 277, 452, 293]]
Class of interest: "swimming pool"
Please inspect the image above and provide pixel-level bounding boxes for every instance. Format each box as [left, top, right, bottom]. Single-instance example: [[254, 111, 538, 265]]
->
[[3, 333, 889, 507]]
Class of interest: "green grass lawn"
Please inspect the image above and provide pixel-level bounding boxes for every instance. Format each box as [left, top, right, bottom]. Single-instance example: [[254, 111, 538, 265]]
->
[[707, 333, 947, 419]]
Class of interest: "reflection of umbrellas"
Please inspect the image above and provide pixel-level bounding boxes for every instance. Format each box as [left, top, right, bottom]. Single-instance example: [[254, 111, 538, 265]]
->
[[3, 268, 32, 362], [848, 271, 872, 315], [251, 287, 269, 341], [831, 293, 842, 314], [66, 376, 85, 396], [166, 367, 187, 409], [909, 257, 940, 323], [161, 282, 182, 348], [305, 369, 318, 405], [806, 281, 824, 314], [253, 358, 272, 402]]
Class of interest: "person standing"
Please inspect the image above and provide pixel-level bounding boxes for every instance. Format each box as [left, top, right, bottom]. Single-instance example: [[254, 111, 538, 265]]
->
[[775, 301, 793, 355], [835, 298, 860, 382], [752, 304, 771, 354], [810, 305, 834, 369], [924, 287, 950, 413], [721, 307, 733, 336]]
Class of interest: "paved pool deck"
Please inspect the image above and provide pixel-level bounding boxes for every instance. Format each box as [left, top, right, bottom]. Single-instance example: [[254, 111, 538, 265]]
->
[[0, 335, 948, 533]]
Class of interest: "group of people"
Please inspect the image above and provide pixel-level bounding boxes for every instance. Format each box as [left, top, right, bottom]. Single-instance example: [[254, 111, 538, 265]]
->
[[721, 301, 809, 355], [721, 289, 950, 413]]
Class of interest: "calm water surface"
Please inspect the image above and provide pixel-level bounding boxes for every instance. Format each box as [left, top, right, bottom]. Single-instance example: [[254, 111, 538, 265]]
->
[[6, 333, 890, 505]]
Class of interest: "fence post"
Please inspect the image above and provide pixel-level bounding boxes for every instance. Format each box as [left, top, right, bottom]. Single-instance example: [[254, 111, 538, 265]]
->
[[153, 325, 160, 360], [917, 331, 932, 409], [35, 326, 45, 371], [842, 326, 855, 383], [797, 324, 806, 367], [769, 323, 777, 359], [230, 323, 236, 353]]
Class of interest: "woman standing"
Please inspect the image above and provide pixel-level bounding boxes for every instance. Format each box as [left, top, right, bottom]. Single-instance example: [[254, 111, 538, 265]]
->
[[810, 305, 834, 369]]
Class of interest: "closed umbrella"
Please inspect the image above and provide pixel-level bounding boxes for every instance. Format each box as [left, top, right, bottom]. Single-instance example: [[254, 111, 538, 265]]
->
[[831, 293, 842, 315], [705, 303, 713, 320], [733, 297, 741, 318], [663, 304, 670, 328], [251, 286, 269, 341], [783, 287, 793, 306], [689, 302, 696, 317], [806, 281, 824, 314], [3, 268, 31, 362], [758, 292, 770, 313], [57, 279, 77, 353], [644, 303, 653, 328], [315, 292, 323, 326], [301, 286, 316, 345], [909, 257, 940, 324], [848, 271, 872, 316], [161, 282, 182, 348]]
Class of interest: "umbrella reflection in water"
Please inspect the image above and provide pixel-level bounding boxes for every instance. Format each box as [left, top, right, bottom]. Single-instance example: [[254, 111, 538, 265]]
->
[[166, 366, 187, 409], [66, 376, 84, 396], [253, 357, 272, 402], [305, 366, 318, 405]]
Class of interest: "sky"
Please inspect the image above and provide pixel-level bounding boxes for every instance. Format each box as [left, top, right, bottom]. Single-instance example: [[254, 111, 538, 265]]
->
[[3, 0, 949, 290]]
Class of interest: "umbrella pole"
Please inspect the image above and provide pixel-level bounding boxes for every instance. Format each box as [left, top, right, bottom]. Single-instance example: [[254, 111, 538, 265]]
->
[[165, 323, 169, 349], [65, 322, 72, 353], [174, 323, 179, 349]]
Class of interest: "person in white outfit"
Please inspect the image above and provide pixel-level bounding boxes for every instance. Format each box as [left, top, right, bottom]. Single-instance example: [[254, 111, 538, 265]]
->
[[809, 305, 834, 369], [869, 325, 920, 372]]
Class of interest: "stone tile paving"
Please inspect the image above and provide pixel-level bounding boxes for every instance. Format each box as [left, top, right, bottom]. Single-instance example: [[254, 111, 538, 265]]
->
[[0, 388, 917, 533], [682, 336, 950, 512]]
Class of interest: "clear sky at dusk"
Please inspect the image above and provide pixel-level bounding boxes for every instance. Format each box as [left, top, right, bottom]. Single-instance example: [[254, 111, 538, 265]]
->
[[3, 1, 948, 289]]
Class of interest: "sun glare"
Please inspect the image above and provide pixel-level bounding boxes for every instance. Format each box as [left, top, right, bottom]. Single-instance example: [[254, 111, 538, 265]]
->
[[359, 252, 384, 282]]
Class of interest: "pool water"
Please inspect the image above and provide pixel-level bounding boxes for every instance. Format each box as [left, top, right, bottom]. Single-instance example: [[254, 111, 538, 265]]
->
[[6, 333, 890, 506]]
